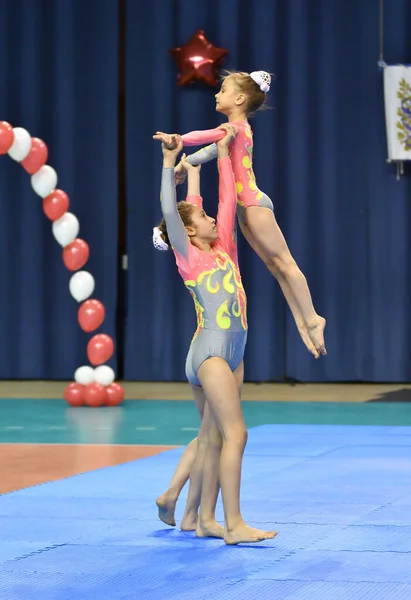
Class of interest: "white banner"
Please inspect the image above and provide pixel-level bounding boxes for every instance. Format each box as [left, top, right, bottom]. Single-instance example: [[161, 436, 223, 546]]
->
[[383, 65, 411, 161]]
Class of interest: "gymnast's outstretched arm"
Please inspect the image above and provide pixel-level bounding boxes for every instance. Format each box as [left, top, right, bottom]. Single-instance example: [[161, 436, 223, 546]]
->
[[160, 161, 189, 261]]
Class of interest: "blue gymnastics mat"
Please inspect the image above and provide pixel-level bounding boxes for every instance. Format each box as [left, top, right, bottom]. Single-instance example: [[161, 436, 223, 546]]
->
[[1, 424, 410, 600]]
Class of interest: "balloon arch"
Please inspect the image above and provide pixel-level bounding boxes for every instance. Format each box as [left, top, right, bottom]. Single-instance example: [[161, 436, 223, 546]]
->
[[0, 121, 124, 407]]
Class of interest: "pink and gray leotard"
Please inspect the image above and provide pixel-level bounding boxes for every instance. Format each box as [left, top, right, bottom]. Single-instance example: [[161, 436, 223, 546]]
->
[[181, 121, 274, 223], [160, 157, 248, 386]]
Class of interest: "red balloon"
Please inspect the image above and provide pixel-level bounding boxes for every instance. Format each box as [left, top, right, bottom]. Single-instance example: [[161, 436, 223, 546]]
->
[[87, 334, 114, 366], [64, 382, 85, 406], [0, 121, 14, 154], [21, 137, 48, 174], [84, 382, 107, 407], [105, 383, 125, 406], [63, 238, 90, 271], [43, 189, 70, 221], [169, 30, 228, 87], [78, 299, 105, 332]]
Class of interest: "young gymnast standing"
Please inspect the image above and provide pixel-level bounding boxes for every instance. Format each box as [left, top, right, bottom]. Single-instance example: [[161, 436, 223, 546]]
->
[[154, 70, 326, 359], [154, 125, 276, 544], [155, 157, 220, 532], [154, 157, 213, 532]]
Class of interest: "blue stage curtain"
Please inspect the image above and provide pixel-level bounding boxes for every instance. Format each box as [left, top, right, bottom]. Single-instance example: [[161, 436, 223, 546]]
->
[[0, 0, 119, 379]]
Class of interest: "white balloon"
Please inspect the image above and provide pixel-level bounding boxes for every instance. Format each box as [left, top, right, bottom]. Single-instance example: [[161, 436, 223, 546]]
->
[[31, 165, 58, 198], [94, 365, 115, 386], [74, 365, 95, 385], [52, 212, 79, 247], [69, 271, 95, 302], [7, 127, 32, 162]]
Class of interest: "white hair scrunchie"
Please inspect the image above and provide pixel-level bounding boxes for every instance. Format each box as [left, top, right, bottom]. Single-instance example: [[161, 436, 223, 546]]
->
[[250, 71, 271, 93], [152, 226, 169, 251]]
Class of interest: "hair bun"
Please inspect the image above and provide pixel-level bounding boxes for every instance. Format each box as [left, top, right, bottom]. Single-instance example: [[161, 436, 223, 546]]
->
[[250, 71, 271, 93], [152, 226, 169, 251]]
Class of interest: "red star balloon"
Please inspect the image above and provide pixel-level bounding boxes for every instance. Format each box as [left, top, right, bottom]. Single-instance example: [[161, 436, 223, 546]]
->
[[169, 30, 228, 87]]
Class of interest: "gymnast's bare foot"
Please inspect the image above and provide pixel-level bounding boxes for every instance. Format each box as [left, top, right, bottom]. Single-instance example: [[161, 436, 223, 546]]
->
[[180, 510, 198, 531], [224, 521, 278, 545], [196, 518, 225, 539], [307, 316, 327, 356], [156, 492, 176, 527], [297, 322, 320, 358]]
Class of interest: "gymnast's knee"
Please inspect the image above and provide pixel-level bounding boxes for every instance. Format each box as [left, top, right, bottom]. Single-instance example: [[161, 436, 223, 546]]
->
[[224, 424, 248, 449], [266, 252, 297, 277], [207, 424, 223, 450]]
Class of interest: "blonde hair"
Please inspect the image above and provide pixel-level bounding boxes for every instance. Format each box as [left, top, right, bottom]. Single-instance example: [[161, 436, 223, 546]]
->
[[157, 201, 194, 248], [222, 70, 273, 115]]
